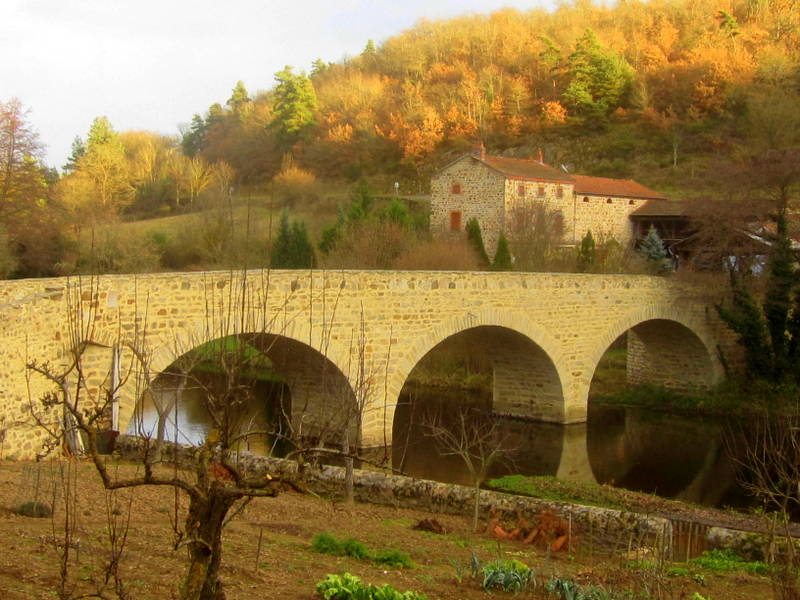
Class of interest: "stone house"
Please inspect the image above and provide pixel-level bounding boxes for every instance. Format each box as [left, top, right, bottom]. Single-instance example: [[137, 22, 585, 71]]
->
[[430, 146, 667, 256]]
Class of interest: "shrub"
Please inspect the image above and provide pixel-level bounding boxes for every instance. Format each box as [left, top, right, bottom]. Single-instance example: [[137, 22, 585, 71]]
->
[[15, 501, 52, 518], [312, 532, 343, 556], [482, 559, 533, 592], [373, 549, 413, 569], [342, 538, 370, 560]]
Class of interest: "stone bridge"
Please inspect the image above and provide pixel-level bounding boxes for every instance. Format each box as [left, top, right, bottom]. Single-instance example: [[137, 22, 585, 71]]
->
[[0, 270, 733, 459]]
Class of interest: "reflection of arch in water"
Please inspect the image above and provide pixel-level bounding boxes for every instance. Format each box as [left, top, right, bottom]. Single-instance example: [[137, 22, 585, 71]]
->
[[391, 386, 589, 485], [587, 405, 720, 498], [122, 328, 357, 446], [390, 310, 569, 429]]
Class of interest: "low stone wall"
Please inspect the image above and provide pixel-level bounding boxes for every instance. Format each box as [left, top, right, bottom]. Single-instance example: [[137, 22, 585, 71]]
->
[[115, 436, 672, 553]]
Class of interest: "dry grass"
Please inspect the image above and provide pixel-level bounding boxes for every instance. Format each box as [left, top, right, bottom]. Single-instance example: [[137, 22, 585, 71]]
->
[[0, 460, 774, 600]]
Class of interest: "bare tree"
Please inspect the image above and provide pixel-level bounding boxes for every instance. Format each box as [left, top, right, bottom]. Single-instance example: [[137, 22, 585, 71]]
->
[[507, 200, 566, 271], [27, 272, 305, 600], [728, 413, 800, 599], [423, 405, 512, 531]]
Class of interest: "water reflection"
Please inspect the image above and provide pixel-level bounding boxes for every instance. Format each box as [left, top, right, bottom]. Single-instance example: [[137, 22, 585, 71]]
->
[[128, 378, 742, 507], [126, 372, 289, 456], [392, 387, 741, 506]]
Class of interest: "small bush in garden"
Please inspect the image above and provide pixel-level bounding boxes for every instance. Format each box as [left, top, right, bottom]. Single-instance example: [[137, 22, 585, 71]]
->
[[315, 573, 426, 600], [312, 532, 344, 556], [373, 549, 413, 569], [342, 538, 371, 560], [312, 533, 413, 569], [15, 501, 52, 518], [482, 559, 533, 592]]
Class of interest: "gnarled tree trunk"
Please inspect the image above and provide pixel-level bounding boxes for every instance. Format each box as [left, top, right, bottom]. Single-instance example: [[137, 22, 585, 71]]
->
[[181, 490, 238, 600]]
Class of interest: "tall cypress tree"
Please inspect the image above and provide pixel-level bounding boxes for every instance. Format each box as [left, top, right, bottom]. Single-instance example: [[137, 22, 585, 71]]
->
[[491, 234, 513, 271], [577, 230, 596, 272], [271, 212, 314, 268], [465, 218, 490, 267]]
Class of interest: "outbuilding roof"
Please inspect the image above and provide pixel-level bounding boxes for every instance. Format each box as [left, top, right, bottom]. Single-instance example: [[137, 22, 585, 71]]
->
[[630, 199, 687, 218], [572, 175, 667, 201]]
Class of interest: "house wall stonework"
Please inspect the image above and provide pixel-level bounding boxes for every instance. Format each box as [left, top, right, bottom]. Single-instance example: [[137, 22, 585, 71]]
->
[[572, 194, 646, 246], [0, 270, 735, 459], [430, 157, 506, 255]]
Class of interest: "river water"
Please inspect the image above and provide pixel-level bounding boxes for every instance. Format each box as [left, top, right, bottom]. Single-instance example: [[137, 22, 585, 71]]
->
[[128, 377, 745, 507]]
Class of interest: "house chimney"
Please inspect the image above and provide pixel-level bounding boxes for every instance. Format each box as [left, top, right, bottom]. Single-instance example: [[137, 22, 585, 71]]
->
[[471, 142, 486, 160], [537, 147, 544, 164]]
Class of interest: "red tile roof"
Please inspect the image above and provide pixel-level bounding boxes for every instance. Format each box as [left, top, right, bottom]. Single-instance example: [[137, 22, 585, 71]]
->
[[480, 155, 574, 183], [572, 175, 667, 200]]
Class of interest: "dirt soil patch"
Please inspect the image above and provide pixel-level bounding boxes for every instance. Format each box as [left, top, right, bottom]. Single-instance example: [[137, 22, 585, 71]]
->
[[0, 460, 775, 599]]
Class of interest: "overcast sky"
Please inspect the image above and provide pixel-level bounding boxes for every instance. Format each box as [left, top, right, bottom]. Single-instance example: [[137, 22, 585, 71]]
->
[[4, 0, 553, 169]]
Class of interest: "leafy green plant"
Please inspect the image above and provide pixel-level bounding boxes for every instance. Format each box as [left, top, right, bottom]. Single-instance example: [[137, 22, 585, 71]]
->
[[311, 533, 412, 569], [315, 573, 425, 600], [546, 577, 582, 600], [688, 549, 769, 575], [482, 559, 533, 592]]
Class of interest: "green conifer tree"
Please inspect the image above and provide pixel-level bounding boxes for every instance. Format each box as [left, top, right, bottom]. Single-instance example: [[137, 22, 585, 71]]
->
[[272, 212, 315, 268], [491, 234, 513, 271], [577, 230, 596, 272], [272, 66, 318, 148], [271, 212, 293, 268], [465, 218, 490, 266], [638, 226, 671, 273]]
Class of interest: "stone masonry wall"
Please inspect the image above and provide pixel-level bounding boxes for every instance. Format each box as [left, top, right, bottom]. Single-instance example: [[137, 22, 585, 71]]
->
[[430, 157, 506, 256], [0, 271, 734, 459]]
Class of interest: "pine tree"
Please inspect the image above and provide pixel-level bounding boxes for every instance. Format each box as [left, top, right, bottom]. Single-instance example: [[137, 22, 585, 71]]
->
[[562, 29, 634, 120], [577, 230, 596, 272], [226, 80, 250, 110], [289, 220, 315, 268], [491, 234, 513, 271], [272, 66, 318, 148], [86, 116, 117, 148], [465, 218, 489, 266], [63, 136, 86, 172], [271, 212, 314, 268], [638, 226, 671, 273], [271, 212, 293, 268]]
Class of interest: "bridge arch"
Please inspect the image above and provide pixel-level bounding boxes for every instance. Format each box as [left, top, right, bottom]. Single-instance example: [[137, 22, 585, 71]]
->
[[586, 304, 723, 402], [385, 309, 569, 438], [120, 318, 358, 445]]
